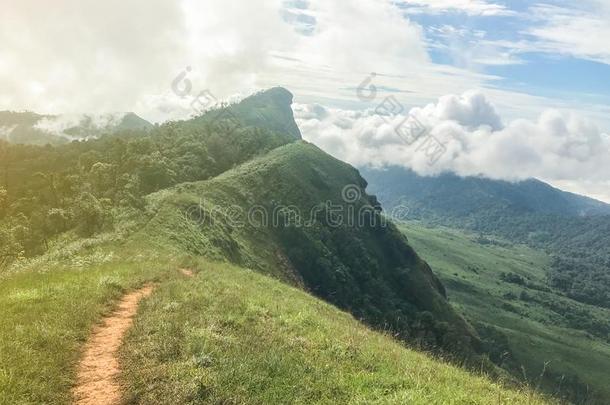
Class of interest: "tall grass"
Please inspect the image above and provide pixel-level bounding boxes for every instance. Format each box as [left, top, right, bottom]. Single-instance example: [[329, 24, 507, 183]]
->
[[121, 259, 550, 405]]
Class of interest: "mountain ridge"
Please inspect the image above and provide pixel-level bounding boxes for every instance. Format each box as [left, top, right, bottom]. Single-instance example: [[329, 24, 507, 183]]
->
[[138, 140, 485, 360], [361, 166, 610, 218]]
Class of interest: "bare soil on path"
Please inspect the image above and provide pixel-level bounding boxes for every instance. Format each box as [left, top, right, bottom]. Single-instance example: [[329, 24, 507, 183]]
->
[[72, 285, 154, 405]]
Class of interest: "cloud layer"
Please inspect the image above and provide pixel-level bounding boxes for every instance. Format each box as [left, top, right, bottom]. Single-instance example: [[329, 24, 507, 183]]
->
[[295, 91, 610, 202], [0, 0, 430, 123], [399, 0, 515, 16]]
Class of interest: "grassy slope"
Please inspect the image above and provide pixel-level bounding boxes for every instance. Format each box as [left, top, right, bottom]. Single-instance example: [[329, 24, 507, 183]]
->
[[0, 239, 180, 404], [398, 221, 610, 402], [0, 241, 551, 405], [137, 141, 482, 357], [0, 124, 554, 404], [121, 258, 548, 405], [0, 143, 554, 405]]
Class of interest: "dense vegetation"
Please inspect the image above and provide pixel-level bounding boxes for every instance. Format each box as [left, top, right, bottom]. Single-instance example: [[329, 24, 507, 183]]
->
[[0, 88, 300, 267], [363, 166, 610, 309]]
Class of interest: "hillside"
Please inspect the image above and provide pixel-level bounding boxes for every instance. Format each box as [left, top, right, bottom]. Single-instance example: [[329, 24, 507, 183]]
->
[[399, 221, 610, 404], [124, 257, 549, 405], [137, 141, 484, 359], [362, 166, 610, 309], [0, 88, 484, 359], [0, 86, 556, 403], [0, 89, 300, 267], [0, 87, 550, 403], [0, 242, 549, 404]]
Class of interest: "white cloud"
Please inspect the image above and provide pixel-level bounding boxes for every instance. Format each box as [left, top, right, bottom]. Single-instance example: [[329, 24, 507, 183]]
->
[[417, 90, 503, 130], [0, 0, 187, 118], [297, 0, 428, 73], [0, 0, 303, 122], [2, 0, 607, 128], [426, 25, 526, 68], [0, 126, 16, 141], [526, 3, 610, 65], [295, 91, 610, 202], [0, 0, 431, 123], [399, 0, 516, 16], [34, 113, 127, 139]]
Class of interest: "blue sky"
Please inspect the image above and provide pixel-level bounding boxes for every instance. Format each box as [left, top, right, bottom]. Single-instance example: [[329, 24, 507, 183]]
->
[[266, 0, 610, 130], [406, 0, 610, 111]]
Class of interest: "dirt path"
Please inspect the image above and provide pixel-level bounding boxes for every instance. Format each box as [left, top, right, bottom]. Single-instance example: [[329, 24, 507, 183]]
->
[[72, 285, 154, 405]]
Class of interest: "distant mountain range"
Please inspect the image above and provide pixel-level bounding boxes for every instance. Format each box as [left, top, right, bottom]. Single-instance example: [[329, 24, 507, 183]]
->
[[361, 165, 610, 311], [0, 111, 152, 145], [361, 166, 610, 219]]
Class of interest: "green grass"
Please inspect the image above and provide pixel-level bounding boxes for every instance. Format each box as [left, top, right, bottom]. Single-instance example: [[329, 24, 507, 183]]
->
[[0, 240, 178, 405], [398, 221, 610, 403], [0, 140, 563, 405], [120, 258, 549, 405], [0, 242, 551, 405], [135, 142, 482, 360]]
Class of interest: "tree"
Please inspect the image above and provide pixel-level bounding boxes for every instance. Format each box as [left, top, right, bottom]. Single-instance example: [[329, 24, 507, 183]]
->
[[0, 223, 22, 268], [89, 162, 117, 198], [46, 207, 71, 235], [74, 192, 106, 236]]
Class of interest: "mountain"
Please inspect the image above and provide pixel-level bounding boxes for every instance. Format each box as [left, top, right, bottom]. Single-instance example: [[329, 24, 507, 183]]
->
[[361, 166, 610, 219], [0, 110, 152, 145], [362, 165, 610, 308], [361, 167, 610, 403], [141, 141, 482, 358], [191, 86, 302, 140], [0, 87, 554, 404], [399, 221, 610, 404]]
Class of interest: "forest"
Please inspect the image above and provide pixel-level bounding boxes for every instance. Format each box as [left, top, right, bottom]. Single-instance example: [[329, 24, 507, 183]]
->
[[0, 96, 296, 269]]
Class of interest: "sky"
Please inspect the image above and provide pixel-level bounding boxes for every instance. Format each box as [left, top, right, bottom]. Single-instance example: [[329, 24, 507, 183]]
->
[[1, 0, 610, 202]]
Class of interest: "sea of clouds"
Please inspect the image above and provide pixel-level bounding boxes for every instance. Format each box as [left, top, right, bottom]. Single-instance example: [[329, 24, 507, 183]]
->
[[295, 91, 610, 200]]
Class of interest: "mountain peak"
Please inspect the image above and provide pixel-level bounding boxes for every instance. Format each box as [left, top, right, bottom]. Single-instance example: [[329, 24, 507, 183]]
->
[[229, 87, 301, 140]]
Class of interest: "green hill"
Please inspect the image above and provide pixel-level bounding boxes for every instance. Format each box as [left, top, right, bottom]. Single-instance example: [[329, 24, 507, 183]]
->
[[139, 141, 481, 358], [0, 87, 556, 404], [398, 221, 610, 404], [0, 244, 548, 404], [123, 257, 549, 405], [362, 166, 610, 310]]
